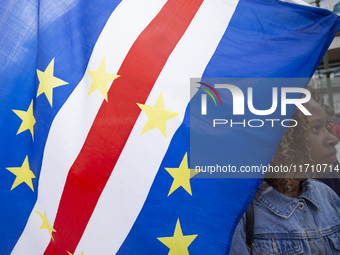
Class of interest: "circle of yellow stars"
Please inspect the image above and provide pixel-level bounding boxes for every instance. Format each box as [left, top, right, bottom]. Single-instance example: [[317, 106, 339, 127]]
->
[[7, 55, 200, 254], [6, 56, 120, 255], [7, 56, 120, 193]]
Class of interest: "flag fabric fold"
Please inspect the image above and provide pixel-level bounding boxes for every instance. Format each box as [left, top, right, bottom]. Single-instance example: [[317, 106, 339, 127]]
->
[[0, 0, 339, 254]]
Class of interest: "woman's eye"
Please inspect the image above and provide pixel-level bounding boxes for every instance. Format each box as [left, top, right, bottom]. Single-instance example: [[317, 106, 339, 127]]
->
[[312, 125, 320, 132]]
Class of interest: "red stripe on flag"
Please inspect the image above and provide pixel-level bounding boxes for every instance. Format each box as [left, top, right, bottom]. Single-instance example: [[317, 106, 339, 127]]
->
[[44, 0, 203, 254]]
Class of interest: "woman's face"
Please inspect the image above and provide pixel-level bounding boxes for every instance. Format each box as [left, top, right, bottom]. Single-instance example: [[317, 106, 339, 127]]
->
[[305, 99, 339, 164]]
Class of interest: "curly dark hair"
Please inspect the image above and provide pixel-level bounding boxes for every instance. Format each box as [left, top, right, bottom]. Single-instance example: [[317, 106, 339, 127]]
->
[[264, 87, 334, 195]]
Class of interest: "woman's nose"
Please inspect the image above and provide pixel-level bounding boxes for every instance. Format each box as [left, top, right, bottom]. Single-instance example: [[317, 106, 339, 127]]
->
[[326, 130, 339, 146]]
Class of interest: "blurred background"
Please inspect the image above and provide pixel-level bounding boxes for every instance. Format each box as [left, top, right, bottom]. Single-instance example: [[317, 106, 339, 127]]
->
[[310, 0, 340, 116]]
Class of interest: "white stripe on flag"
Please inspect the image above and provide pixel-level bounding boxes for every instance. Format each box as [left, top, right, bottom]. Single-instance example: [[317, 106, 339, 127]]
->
[[280, 0, 310, 6], [12, 0, 167, 254], [74, 0, 239, 254]]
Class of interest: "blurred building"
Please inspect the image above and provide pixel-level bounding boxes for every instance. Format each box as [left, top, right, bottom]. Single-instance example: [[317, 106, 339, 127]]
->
[[307, 0, 340, 116]]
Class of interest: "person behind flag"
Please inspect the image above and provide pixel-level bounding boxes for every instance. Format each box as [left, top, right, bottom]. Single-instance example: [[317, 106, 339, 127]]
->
[[229, 88, 340, 254], [318, 104, 340, 197]]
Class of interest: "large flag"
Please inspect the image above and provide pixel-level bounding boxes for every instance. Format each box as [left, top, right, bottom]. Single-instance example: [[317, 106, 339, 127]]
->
[[0, 0, 339, 254]]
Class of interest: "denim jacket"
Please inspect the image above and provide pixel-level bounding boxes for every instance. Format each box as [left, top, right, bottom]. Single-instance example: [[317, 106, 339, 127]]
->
[[230, 179, 340, 255]]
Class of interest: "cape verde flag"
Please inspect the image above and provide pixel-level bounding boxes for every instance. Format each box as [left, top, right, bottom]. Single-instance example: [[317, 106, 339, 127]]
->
[[0, 0, 339, 254]]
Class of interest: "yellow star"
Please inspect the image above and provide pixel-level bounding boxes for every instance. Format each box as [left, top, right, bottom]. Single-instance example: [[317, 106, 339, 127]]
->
[[158, 219, 197, 255], [36, 58, 68, 107], [67, 252, 84, 255], [165, 153, 199, 196], [36, 210, 56, 241], [87, 57, 120, 101], [137, 92, 179, 138], [12, 100, 36, 141], [6, 156, 35, 191]]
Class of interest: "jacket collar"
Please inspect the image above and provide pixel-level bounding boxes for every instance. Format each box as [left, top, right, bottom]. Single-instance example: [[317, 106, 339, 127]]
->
[[256, 180, 320, 218], [300, 180, 321, 210]]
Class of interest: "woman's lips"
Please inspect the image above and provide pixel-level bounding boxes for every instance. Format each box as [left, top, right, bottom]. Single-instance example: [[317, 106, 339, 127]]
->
[[326, 151, 337, 163]]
